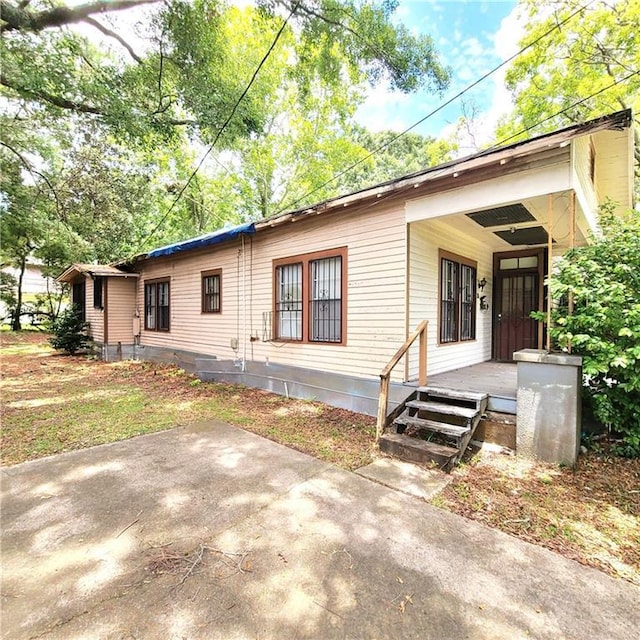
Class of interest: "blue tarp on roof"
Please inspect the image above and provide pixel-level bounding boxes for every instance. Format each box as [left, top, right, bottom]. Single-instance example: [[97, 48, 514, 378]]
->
[[147, 222, 256, 258]]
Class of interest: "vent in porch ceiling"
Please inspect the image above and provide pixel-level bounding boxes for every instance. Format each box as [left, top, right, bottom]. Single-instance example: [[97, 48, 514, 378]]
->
[[494, 226, 549, 246], [466, 204, 535, 228]]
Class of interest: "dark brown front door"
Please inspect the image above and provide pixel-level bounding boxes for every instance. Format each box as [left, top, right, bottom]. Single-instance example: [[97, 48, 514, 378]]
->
[[493, 249, 545, 361]]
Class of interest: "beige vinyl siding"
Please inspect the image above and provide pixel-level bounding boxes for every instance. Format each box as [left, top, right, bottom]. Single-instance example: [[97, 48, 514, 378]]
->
[[571, 135, 599, 233], [407, 218, 493, 378], [106, 278, 137, 343], [572, 136, 595, 195], [137, 201, 408, 380], [85, 277, 104, 343]]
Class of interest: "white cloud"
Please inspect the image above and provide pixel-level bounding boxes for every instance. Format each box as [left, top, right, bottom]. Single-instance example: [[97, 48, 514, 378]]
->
[[355, 81, 414, 132]]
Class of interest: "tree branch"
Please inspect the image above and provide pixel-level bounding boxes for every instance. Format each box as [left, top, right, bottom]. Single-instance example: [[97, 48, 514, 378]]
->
[[1, 71, 197, 126], [0, 0, 159, 33], [81, 17, 143, 63], [0, 139, 62, 215], [0, 70, 103, 114]]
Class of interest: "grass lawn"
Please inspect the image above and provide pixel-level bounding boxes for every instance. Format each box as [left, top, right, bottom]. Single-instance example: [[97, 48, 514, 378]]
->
[[1, 332, 638, 586], [0, 332, 376, 470]]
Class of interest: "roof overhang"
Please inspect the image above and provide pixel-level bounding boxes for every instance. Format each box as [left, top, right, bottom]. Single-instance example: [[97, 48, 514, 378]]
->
[[133, 110, 632, 261], [255, 109, 634, 233], [57, 264, 140, 283]]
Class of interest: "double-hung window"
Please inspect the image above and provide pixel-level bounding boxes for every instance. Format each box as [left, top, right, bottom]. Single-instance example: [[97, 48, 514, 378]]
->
[[439, 250, 476, 344], [202, 269, 222, 313], [274, 248, 346, 344], [145, 279, 170, 331]]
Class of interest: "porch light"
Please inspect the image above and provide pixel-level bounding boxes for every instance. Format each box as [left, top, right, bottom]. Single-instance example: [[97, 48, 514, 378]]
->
[[478, 277, 487, 291]]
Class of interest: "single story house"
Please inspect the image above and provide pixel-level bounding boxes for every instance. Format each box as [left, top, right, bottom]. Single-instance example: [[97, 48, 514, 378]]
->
[[58, 110, 635, 467]]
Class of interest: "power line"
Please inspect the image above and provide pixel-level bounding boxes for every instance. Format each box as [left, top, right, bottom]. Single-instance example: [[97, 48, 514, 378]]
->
[[489, 72, 638, 148], [134, 3, 298, 254], [272, 0, 597, 216], [273, 71, 637, 223]]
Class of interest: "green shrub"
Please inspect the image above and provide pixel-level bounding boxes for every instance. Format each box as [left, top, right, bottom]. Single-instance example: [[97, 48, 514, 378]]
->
[[48, 306, 92, 355], [536, 204, 640, 456]]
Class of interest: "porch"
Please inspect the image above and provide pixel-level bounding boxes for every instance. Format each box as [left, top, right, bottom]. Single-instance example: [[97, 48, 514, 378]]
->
[[427, 361, 517, 414]]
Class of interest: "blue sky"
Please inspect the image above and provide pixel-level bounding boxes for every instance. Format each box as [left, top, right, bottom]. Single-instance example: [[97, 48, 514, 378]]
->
[[356, 0, 521, 144]]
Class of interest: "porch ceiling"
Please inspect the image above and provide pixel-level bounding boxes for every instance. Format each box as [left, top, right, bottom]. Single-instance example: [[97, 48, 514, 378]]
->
[[466, 204, 536, 228], [429, 191, 588, 253]]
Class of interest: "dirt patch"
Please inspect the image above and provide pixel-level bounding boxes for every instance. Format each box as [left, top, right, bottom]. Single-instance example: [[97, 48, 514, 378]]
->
[[432, 446, 640, 585]]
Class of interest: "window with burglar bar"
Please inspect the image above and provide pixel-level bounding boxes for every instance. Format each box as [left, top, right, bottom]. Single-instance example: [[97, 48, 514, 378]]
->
[[274, 248, 346, 344], [276, 262, 303, 340], [439, 251, 476, 344], [145, 279, 170, 331], [201, 270, 221, 313]]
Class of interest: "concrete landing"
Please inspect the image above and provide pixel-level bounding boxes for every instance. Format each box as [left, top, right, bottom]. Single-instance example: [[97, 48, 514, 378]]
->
[[355, 457, 452, 500]]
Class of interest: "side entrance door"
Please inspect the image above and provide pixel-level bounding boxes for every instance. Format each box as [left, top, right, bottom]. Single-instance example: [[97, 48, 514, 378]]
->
[[72, 280, 86, 323], [493, 249, 545, 361]]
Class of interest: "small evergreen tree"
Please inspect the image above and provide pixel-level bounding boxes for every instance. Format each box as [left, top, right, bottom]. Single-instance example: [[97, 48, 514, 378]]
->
[[538, 204, 640, 456], [49, 306, 91, 355]]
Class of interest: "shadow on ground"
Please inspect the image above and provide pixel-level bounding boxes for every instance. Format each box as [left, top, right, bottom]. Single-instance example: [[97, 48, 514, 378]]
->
[[2, 421, 639, 639]]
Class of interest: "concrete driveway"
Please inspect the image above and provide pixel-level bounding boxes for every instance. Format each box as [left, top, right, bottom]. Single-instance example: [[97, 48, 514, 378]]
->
[[1, 421, 638, 639]]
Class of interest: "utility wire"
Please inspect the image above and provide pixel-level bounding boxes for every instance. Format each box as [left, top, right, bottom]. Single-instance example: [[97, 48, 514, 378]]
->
[[487, 71, 638, 149], [365, 71, 638, 204], [134, 3, 298, 254], [272, 0, 597, 216]]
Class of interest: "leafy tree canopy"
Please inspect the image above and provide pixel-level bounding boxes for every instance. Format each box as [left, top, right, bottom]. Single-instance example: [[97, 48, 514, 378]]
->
[[1, 0, 450, 144], [1, 0, 452, 324], [497, 0, 639, 186]]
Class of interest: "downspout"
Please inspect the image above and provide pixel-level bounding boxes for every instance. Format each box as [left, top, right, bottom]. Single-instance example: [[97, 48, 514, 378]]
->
[[242, 234, 247, 372], [546, 194, 553, 351]]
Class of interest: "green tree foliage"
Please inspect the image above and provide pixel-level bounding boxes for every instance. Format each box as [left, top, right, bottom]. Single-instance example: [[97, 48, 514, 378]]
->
[[49, 305, 92, 354], [1, 0, 449, 144], [344, 128, 455, 191], [0, 271, 19, 323], [1, 0, 452, 254], [540, 205, 640, 456], [497, 0, 639, 188], [54, 130, 160, 260], [0, 145, 78, 329]]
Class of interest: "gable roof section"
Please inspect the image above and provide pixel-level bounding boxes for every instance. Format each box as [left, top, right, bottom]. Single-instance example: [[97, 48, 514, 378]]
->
[[57, 263, 139, 283], [256, 109, 633, 232]]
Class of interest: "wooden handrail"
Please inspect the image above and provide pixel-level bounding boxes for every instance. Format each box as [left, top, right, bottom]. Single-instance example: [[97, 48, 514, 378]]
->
[[376, 320, 428, 440]]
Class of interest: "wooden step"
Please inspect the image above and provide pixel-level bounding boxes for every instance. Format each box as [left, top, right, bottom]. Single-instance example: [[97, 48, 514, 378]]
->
[[379, 433, 458, 470], [417, 386, 488, 403], [394, 411, 470, 438], [405, 400, 478, 420]]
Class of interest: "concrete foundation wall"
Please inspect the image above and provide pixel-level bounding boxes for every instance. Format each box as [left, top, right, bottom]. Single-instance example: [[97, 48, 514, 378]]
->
[[196, 358, 413, 417]]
